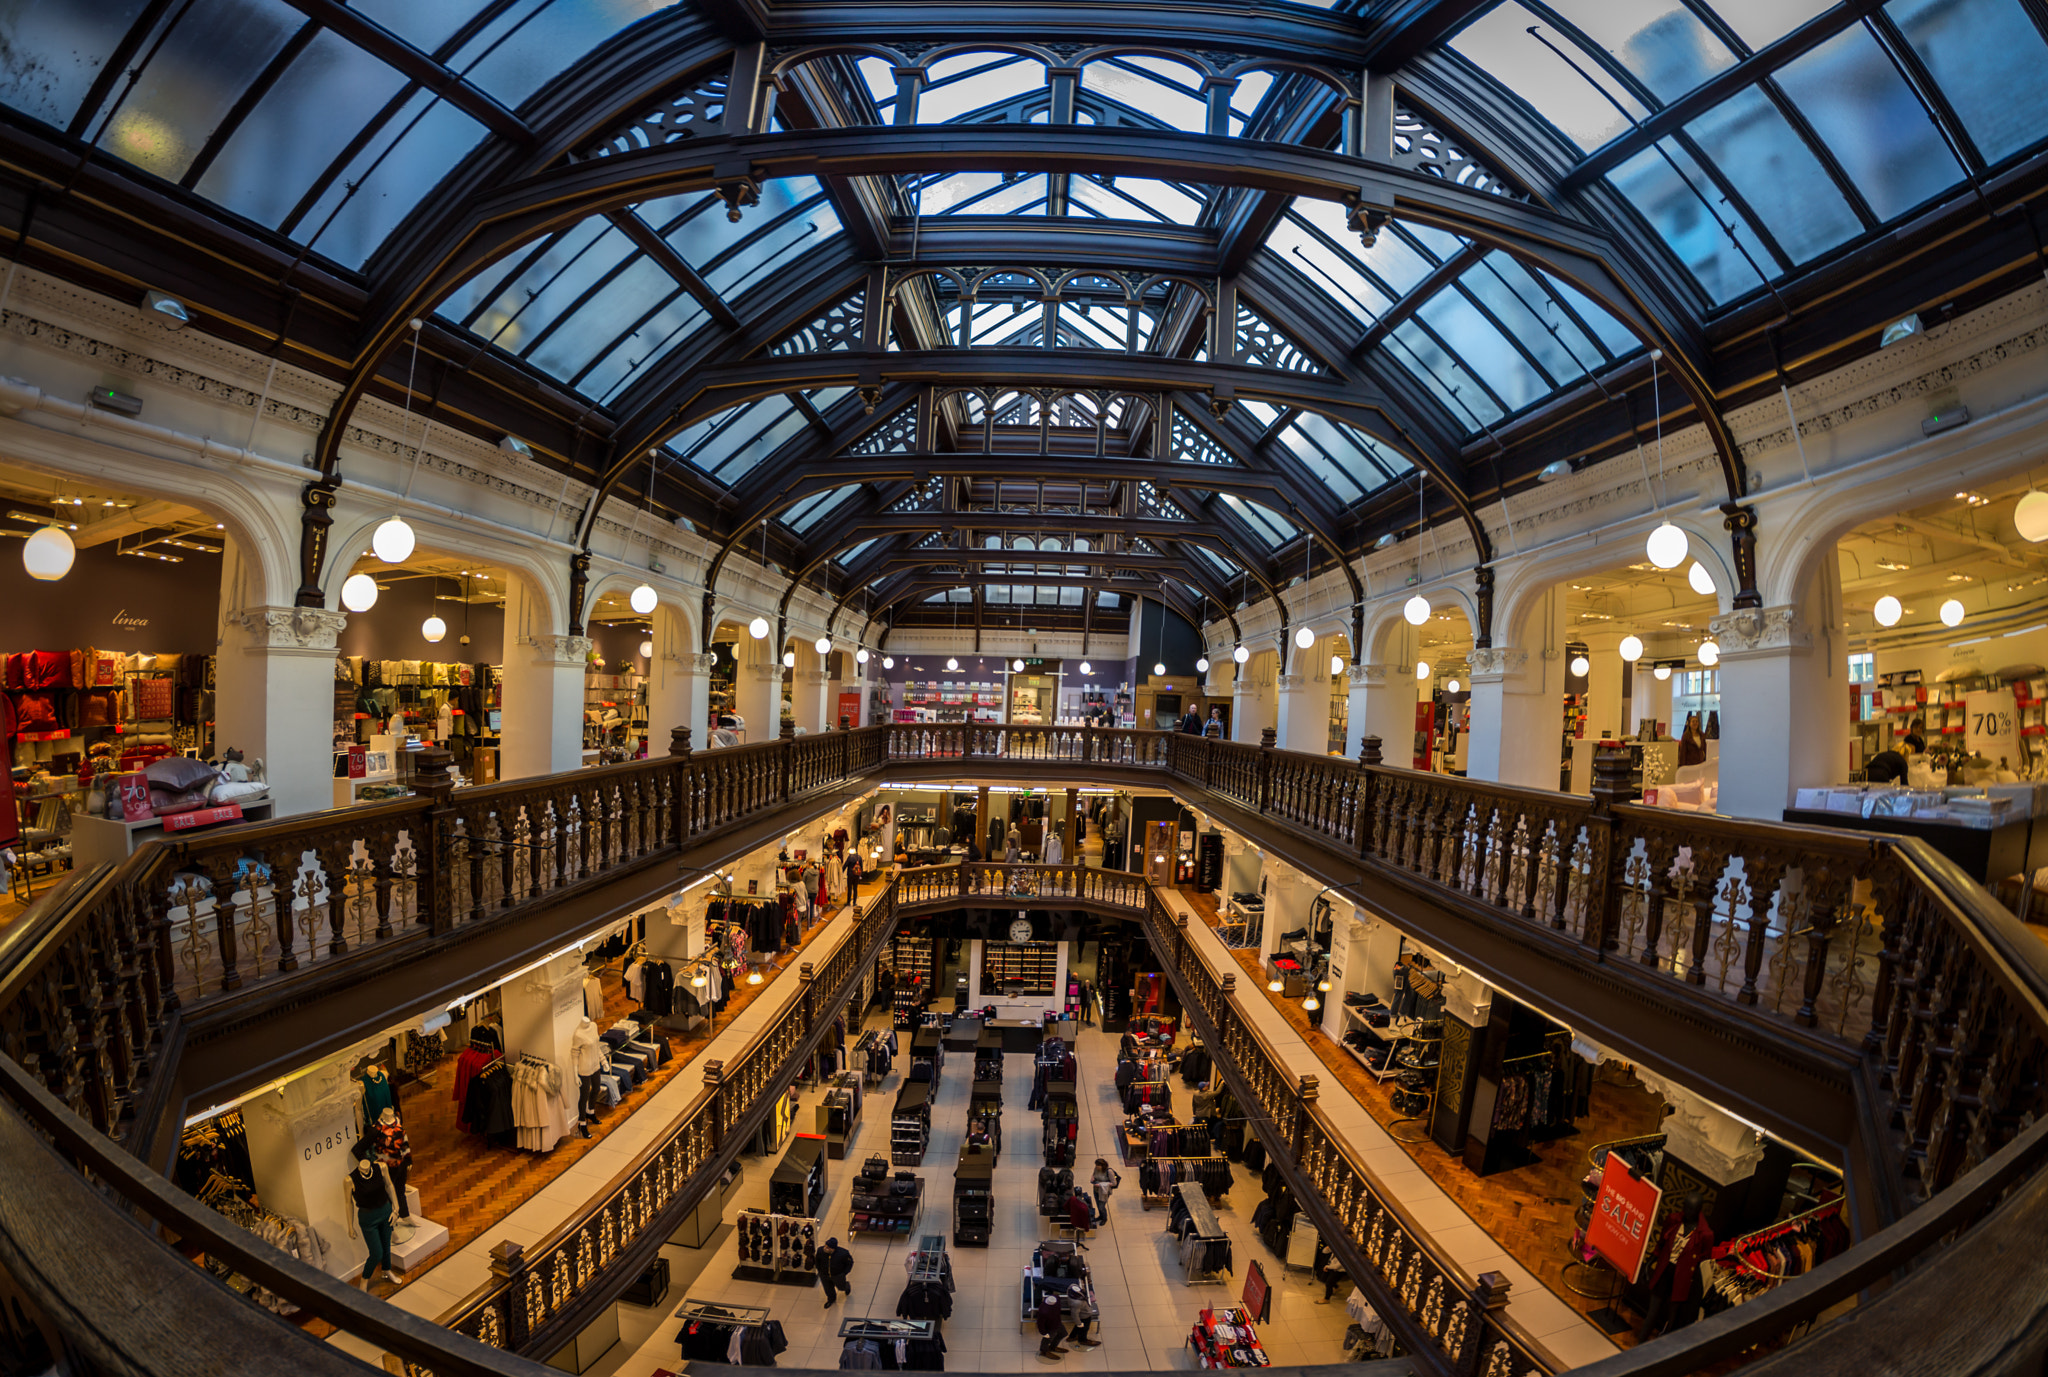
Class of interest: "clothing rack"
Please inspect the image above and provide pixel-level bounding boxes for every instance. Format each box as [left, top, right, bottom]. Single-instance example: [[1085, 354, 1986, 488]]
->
[[677, 1299, 770, 1325], [908, 1238, 951, 1283], [1711, 1198, 1846, 1279], [838, 1318, 937, 1340], [1140, 1156, 1221, 1208]]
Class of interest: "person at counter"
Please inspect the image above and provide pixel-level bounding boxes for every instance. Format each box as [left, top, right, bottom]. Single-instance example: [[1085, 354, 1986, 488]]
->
[[1865, 732, 1925, 784]]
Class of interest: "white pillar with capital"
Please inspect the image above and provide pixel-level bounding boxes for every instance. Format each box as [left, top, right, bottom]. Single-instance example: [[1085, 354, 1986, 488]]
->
[[1260, 862, 1314, 961], [793, 649, 830, 735], [731, 632, 782, 742], [648, 648, 712, 752], [215, 602, 350, 819], [1275, 640, 1334, 754], [1711, 584, 1846, 820], [1232, 649, 1277, 744], [1348, 662, 1414, 762]]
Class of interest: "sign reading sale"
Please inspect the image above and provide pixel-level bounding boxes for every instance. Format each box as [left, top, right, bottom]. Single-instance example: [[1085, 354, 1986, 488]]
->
[[1585, 1162, 1663, 1284]]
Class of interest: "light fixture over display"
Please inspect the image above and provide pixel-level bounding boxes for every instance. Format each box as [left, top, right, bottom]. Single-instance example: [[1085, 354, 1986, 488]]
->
[[814, 635, 831, 655], [1013, 658, 1025, 671], [882, 656, 895, 669], [1301, 993, 1320, 1011], [640, 639, 654, 659], [1196, 656, 1209, 673], [1415, 660, 1430, 680], [1619, 635, 1644, 662], [1570, 654, 1591, 677], [1079, 661, 1092, 674], [1698, 640, 1720, 666], [630, 583, 657, 614], [1874, 595, 1903, 627], [341, 573, 380, 612], [2018, 490, 2048, 543], [1646, 521, 1688, 570], [1267, 977, 1284, 993], [1233, 644, 1249, 664], [946, 657, 959, 671], [747, 616, 769, 640], [421, 616, 446, 643], [371, 515, 415, 564], [1941, 598, 1966, 627], [21, 526, 74, 581], [1403, 594, 1430, 626], [1687, 561, 1716, 596], [1294, 625, 1315, 649]]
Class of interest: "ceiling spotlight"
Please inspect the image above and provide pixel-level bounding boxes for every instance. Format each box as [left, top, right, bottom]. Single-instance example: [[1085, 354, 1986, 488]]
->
[[856, 647, 870, 664], [748, 616, 770, 640], [1404, 594, 1429, 626], [1294, 625, 1315, 649], [883, 656, 895, 669], [1874, 595, 1903, 627], [1570, 654, 1590, 677], [1415, 661, 1430, 680], [1697, 640, 1719, 666], [1330, 654, 1344, 676], [341, 572, 380, 612], [1373, 533, 1400, 550], [640, 639, 655, 659], [21, 526, 74, 581], [421, 615, 446, 643], [1687, 561, 1715, 596], [1646, 521, 1688, 570], [1653, 664, 1672, 681], [372, 515, 415, 564], [1268, 977, 1284, 993], [1537, 459, 1573, 482], [815, 635, 832, 655], [499, 434, 534, 458], [747, 968, 763, 985], [946, 657, 960, 671], [1619, 635, 1644, 662], [1233, 644, 1249, 664], [630, 583, 657, 614], [143, 289, 191, 327], [1196, 656, 1210, 672], [1941, 598, 1966, 628]]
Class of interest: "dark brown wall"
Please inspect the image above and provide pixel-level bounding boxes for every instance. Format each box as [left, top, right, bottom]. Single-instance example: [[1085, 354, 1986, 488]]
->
[[333, 574, 504, 662], [0, 536, 223, 654]]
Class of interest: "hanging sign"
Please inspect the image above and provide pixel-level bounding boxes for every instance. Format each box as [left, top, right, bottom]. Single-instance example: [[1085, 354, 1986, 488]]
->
[[1965, 688, 2021, 765], [1241, 1259, 1272, 1323], [114, 772, 154, 821], [1585, 1161, 1663, 1284]]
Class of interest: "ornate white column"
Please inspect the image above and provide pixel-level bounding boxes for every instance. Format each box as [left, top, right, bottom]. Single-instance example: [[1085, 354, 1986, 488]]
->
[[1463, 645, 1560, 788], [791, 646, 830, 734], [1274, 640, 1334, 754], [1348, 662, 1415, 762], [216, 604, 351, 818], [731, 631, 783, 741], [1232, 646, 1278, 744], [1711, 576, 1845, 818]]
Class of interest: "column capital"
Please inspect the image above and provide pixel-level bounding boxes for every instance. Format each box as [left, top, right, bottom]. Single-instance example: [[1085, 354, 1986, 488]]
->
[[800, 669, 831, 687], [1709, 605, 1810, 659], [518, 633, 594, 666], [677, 651, 716, 674], [1466, 646, 1527, 681], [1277, 672, 1326, 691], [226, 605, 351, 656], [1347, 662, 1388, 687]]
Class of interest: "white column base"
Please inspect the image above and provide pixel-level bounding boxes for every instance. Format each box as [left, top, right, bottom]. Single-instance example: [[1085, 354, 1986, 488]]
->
[[215, 606, 351, 819]]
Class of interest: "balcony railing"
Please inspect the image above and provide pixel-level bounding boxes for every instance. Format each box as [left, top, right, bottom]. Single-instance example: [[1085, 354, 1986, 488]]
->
[[2, 723, 2045, 1376]]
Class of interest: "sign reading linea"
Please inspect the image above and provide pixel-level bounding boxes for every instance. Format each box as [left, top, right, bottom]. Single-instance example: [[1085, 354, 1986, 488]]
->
[[1585, 1160, 1663, 1284]]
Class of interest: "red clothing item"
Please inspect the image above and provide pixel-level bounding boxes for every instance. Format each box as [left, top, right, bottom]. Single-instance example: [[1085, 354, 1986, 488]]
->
[[1644, 1213, 1716, 1301], [451, 1047, 501, 1129], [1067, 1195, 1093, 1232]]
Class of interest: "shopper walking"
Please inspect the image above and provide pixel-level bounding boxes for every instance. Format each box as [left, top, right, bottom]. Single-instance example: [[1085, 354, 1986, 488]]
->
[[1312, 1237, 1346, 1302], [816, 1236, 854, 1309], [1035, 1288, 1070, 1358], [1066, 1285, 1100, 1346], [1089, 1158, 1122, 1226], [1065, 1189, 1094, 1247]]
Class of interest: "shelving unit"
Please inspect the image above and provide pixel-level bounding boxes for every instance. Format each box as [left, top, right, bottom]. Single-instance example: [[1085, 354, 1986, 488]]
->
[[769, 1136, 829, 1218], [895, 682, 1003, 724], [980, 941, 1057, 997], [1337, 1010, 1422, 1082], [893, 1082, 932, 1166], [849, 1166, 924, 1238]]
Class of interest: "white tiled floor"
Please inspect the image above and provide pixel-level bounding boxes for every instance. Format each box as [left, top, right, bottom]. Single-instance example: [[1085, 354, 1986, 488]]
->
[[586, 1010, 1358, 1375]]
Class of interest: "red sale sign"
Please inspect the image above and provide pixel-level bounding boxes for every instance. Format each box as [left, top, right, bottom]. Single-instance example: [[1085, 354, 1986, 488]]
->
[[160, 803, 244, 833], [115, 772, 153, 821], [1586, 1161, 1663, 1284]]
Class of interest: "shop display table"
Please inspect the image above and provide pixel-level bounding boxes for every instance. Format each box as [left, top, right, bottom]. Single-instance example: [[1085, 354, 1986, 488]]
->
[[1782, 806, 2048, 888], [72, 802, 274, 868], [1188, 1306, 1269, 1368], [982, 1018, 1043, 1053], [387, 1213, 450, 1273], [1018, 1240, 1094, 1330]]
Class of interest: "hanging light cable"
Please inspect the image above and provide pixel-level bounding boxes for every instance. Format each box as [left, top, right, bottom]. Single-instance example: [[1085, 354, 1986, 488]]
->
[[1644, 351, 1688, 569], [374, 320, 425, 564], [1403, 473, 1430, 626]]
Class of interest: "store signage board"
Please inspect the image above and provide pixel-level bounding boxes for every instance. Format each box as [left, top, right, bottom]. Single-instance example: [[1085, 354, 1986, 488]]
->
[[161, 803, 245, 832], [1241, 1259, 1271, 1322], [115, 773, 153, 821], [1585, 1162, 1662, 1284], [1965, 688, 2021, 764]]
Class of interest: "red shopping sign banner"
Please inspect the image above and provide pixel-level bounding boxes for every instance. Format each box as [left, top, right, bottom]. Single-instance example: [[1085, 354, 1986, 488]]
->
[[160, 803, 244, 832], [1586, 1162, 1663, 1284], [115, 772, 153, 821]]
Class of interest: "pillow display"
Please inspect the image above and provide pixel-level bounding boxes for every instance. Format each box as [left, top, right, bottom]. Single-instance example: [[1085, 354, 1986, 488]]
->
[[148, 787, 211, 814], [143, 756, 217, 793], [134, 677, 175, 720], [14, 692, 57, 727], [23, 650, 70, 688]]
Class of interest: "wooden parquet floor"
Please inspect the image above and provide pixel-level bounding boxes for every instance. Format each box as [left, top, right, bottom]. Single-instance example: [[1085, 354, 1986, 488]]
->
[[1180, 887, 1667, 1348]]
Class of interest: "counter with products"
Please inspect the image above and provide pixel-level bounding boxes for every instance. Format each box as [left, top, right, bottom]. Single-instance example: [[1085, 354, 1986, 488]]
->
[[1786, 782, 2048, 884], [1187, 1305, 1269, 1368]]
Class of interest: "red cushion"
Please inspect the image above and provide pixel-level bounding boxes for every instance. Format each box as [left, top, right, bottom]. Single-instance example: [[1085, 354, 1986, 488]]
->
[[14, 691, 57, 727]]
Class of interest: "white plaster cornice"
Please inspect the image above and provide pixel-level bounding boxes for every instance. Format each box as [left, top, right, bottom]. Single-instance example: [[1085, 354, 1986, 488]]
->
[[1708, 605, 1810, 658]]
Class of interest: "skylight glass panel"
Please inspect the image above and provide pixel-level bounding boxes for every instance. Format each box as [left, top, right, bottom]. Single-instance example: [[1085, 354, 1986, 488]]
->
[[1888, 0, 2048, 165], [1389, 322, 1504, 429], [451, 0, 674, 108], [1280, 413, 1411, 499], [837, 540, 877, 565], [93, 0, 301, 182], [1417, 291, 1550, 412], [856, 57, 898, 112], [1097, 590, 1122, 607], [1, 0, 153, 129], [808, 387, 854, 411], [1451, 3, 1647, 152], [196, 30, 410, 228], [1265, 215, 1395, 324], [576, 292, 708, 401], [526, 255, 675, 381], [1772, 24, 1961, 220], [1457, 254, 1608, 385], [1274, 422, 1366, 503], [1192, 545, 1238, 578], [1069, 176, 1205, 225], [302, 93, 486, 266], [669, 396, 807, 484], [1080, 57, 1207, 131], [1230, 72, 1274, 135], [1706, 0, 1842, 51], [1608, 139, 1773, 303], [1291, 200, 1438, 293], [1217, 493, 1295, 546], [1544, 0, 1736, 102], [920, 173, 1049, 216], [785, 485, 859, 533], [1682, 87, 1862, 263], [644, 178, 842, 298], [448, 218, 622, 348], [1538, 269, 1645, 357], [916, 53, 1044, 123], [348, 0, 500, 56]]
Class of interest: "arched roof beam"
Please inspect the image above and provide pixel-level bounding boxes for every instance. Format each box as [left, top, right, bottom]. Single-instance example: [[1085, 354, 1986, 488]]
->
[[860, 577, 1201, 649]]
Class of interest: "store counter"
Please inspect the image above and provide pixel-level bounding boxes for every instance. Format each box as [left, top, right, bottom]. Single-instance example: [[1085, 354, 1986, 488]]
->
[[1786, 782, 2048, 886], [72, 801, 275, 868], [983, 1018, 1043, 1053]]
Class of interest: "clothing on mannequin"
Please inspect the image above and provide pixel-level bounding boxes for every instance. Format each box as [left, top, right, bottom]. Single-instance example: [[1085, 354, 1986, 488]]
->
[[355, 1108, 413, 1218], [344, 1157, 404, 1287], [572, 1017, 605, 1126]]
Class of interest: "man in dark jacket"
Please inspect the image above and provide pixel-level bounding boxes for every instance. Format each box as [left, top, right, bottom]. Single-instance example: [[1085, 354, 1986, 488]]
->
[[1178, 707, 1204, 734], [1035, 1287, 1070, 1357], [817, 1236, 854, 1308]]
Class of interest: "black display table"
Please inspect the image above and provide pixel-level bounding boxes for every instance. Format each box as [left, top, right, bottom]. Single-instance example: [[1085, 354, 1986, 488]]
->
[[1781, 807, 2048, 887]]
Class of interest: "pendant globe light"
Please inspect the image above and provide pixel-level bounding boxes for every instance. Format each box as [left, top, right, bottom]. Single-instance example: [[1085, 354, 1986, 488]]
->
[[341, 572, 380, 612], [2018, 489, 2048, 543], [946, 657, 959, 671], [372, 515, 415, 564], [882, 656, 894, 669], [1641, 351, 1687, 569], [782, 650, 796, 668], [1415, 660, 1430, 681], [374, 320, 428, 567], [1653, 664, 1672, 681], [1404, 593, 1430, 626], [1687, 561, 1716, 596], [1294, 624, 1314, 650], [748, 616, 769, 639], [1013, 658, 1025, 671], [1233, 644, 1248, 664], [630, 583, 658, 615], [640, 638, 654, 658], [21, 525, 74, 581], [1941, 598, 1966, 627], [1446, 677, 1461, 694], [1570, 653, 1591, 677], [1697, 640, 1720, 666], [421, 615, 446, 643], [1196, 656, 1210, 672], [814, 635, 831, 655], [1330, 654, 1344, 676], [1079, 661, 1092, 675], [1873, 595, 1903, 627], [856, 647, 870, 664], [1618, 634, 1644, 662]]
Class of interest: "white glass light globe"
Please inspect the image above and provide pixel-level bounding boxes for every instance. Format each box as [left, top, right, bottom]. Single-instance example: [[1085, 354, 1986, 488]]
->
[[1873, 595, 1903, 627], [882, 656, 894, 669], [1687, 561, 1715, 596], [1079, 661, 1092, 674], [1330, 654, 1344, 676], [1152, 661, 1165, 675], [1233, 644, 1249, 664], [856, 647, 869, 664], [1195, 657, 1209, 673], [1697, 640, 1720, 667], [640, 639, 654, 658], [1415, 661, 1430, 681], [1294, 625, 1314, 649], [1570, 654, 1591, 677], [341, 572, 380, 612], [1403, 594, 1429, 626], [2018, 490, 2048, 543], [1646, 521, 1688, 570], [780, 651, 795, 669], [1013, 658, 1025, 671], [371, 515, 415, 564], [945, 657, 959, 671], [1941, 598, 1966, 627], [814, 635, 831, 655], [21, 526, 74, 581], [421, 616, 446, 643], [1446, 678, 1460, 694], [1618, 634, 1644, 662], [1653, 664, 1672, 681], [630, 584, 657, 614], [748, 616, 769, 640]]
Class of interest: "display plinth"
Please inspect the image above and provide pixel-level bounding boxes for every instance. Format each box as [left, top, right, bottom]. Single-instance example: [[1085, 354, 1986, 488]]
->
[[72, 801, 274, 867], [388, 1215, 450, 1271]]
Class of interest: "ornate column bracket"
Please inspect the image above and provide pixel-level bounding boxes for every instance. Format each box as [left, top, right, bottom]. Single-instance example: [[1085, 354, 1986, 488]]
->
[[1708, 606, 1809, 660], [1474, 565, 1495, 649], [567, 551, 592, 636], [1721, 503, 1762, 610], [1347, 662, 1387, 688], [292, 478, 340, 609], [227, 606, 350, 657]]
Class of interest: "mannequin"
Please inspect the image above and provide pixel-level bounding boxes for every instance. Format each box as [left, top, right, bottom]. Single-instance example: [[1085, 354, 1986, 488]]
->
[[1638, 1193, 1714, 1340], [1004, 826, 1023, 863], [824, 848, 847, 907], [1042, 820, 1065, 867], [356, 1106, 413, 1219], [571, 1016, 604, 1132], [357, 1061, 400, 1121], [343, 1155, 406, 1289]]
